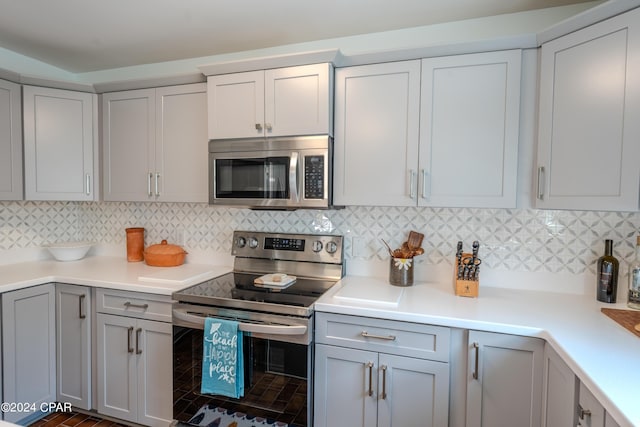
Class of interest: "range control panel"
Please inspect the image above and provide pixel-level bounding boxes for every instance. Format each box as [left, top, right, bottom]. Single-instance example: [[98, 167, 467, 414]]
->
[[232, 231, 343, 264]]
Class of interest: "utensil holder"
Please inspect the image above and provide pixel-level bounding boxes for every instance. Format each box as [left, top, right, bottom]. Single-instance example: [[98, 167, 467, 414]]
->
[[126, 227, 145, 262], [454, 253, 479, 297], [389, 257, 414, 286]]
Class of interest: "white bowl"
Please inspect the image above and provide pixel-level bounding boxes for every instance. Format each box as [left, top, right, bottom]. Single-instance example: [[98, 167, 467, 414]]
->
[[44, 241, 94, 261]]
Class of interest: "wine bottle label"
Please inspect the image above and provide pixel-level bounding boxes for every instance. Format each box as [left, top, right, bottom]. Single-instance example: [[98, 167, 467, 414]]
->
[[632, 269, 640, 290]]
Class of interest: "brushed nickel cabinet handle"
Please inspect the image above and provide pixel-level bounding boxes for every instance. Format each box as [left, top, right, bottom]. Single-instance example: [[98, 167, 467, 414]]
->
[[147, 172, 153, 197], [85, 173, 91, 195], [79, 294, 86, 319], [421, 169, 429, 199], [124, 301, 149, 310], [265, 123, 272, 132], [255, 123, 263, 132], [361, 331, 396, 341], [136, 328, 143, 355], [409, 169, 416, 199], [577, 404, 591, 426], [473, 342, 480, 380], [537, 166, 545, 200], [366, 362, 374, 397], [127, 326, 134, 353], [155, 173, 160, 197], [380, 365, 387, 400]]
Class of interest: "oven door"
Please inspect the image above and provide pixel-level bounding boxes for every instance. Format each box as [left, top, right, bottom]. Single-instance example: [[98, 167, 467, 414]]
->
[[173, 304, 312, 427]]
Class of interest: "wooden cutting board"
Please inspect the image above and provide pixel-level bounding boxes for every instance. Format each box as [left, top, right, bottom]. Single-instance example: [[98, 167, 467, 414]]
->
[[601, 308, 640, 338]]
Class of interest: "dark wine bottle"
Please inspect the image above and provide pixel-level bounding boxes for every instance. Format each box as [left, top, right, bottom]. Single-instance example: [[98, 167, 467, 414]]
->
[[597, 239, 618, 303]]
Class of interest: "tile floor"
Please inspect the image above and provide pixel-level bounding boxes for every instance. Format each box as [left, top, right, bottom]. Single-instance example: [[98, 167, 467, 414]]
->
[[27, 411, 129, 427]]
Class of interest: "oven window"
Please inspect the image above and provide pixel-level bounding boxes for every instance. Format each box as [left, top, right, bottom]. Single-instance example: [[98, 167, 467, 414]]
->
[[174, 326, 309, 426], [215, 157, 290, 199]]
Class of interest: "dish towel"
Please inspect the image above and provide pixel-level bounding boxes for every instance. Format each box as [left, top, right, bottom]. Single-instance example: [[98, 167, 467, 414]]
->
[[201, 317, 244, 398]]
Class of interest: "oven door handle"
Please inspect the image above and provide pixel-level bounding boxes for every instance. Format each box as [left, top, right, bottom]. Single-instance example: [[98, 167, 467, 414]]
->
[[172, 308, 308, 336]]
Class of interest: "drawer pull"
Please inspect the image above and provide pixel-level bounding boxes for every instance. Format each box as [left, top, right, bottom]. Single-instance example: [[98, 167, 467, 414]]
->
[[127, 326, 134, 353], [124, 302, 149, 310], [380, 365, 387, 400], [366, 362, 374, 397], [361, 331, 396, 341]]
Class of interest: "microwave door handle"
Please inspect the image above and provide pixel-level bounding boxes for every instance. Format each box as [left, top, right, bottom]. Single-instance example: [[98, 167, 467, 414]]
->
[[172, 308, 307, 335], [290, 152, 300, 203]]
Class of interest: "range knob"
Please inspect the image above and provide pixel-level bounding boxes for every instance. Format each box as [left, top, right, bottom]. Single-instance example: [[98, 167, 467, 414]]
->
[[236, 236, 247, 248], [248, 237, 259, 249], [325, 241, 338, 254], [311, 240, 323, 252]]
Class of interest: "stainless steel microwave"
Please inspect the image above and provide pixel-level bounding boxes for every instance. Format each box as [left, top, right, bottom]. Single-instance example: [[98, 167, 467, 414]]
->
[[209, 135, 335, 209]]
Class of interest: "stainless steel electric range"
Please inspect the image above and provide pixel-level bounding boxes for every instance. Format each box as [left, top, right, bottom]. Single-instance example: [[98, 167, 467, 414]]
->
[[172, 231, 344, 427]]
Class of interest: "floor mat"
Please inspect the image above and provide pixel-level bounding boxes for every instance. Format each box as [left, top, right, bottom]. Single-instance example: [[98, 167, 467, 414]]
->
[[188, 404, 298, 427]]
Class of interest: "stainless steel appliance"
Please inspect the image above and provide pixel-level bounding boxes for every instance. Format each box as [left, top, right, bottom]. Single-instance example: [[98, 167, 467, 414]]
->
[[208, 135, 334, 209], [172, 231, 344, 427]]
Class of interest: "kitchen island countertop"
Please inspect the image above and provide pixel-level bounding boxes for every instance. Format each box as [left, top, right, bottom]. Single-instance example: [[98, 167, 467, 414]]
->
[[315, 275, 640, 427], [0, 255, 232, 295]]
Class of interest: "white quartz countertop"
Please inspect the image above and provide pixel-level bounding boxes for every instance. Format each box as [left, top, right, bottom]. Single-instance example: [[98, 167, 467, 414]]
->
[[0, 255, 232, 295], [316, 276, 640, 427]]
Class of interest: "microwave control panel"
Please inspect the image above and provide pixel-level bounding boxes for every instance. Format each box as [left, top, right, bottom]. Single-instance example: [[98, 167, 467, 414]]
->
[[304, 155, 325, 199]]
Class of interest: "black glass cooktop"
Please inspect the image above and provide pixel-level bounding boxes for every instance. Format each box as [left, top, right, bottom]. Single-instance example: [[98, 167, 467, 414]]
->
[[173, 272, 337, 317]]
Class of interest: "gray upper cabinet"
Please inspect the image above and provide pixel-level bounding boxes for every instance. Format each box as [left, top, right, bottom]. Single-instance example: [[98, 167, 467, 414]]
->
[[419, 50, 521, 208], [0, 78, 23, 200], [102, 83, 208, 202], [536, 7, 640, 211], [23, 86, 98, 201], [333, 50, 521, 208], [207, 63, 333, 139]]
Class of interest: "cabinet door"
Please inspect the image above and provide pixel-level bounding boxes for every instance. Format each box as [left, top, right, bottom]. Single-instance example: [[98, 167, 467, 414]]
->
[[377, 353, 449, 427], [207, 71, 264, 139], [466, 331, 544, 427], [0, 78, 23, 200], [103, 89, 156, 201], [23, 86, 97, 201], [578, 382, 605, 427], [155, 84, 208, 202], [419, 50, 521, 208], [97, 313, 137, 423], [136, 319, 173, 427], [542, 344, 577, 427], [2, 284, 56, 423], [314, 344, 378, 427], [265, 63, 332, 137], [537, 8, 640, 211], [56, 284, 92, 410], [333, 60, 421, 206]]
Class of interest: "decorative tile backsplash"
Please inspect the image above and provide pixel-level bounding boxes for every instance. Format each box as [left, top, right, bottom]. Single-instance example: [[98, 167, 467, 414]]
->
[[2, 201, 640, 277]]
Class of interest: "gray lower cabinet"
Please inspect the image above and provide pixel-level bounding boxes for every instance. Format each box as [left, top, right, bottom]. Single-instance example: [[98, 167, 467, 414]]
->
[[1, 283, 56, 424], [314, 313, 450, 427], [542, 343, 578, 427], [56, 284, 92, 410], [96, 289, 173, 427], [577, 382, 621, 427], [466, 330, 544, 427]]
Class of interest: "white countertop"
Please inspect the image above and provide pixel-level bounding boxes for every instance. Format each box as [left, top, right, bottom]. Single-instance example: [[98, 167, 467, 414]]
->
[[0, 255, 232, 296], [1, 256, 637, 425], [316, 276, 640, 427]]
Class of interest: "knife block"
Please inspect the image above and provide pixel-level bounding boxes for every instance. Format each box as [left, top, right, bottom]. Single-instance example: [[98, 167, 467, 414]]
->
[[454, 254, 479, 297]]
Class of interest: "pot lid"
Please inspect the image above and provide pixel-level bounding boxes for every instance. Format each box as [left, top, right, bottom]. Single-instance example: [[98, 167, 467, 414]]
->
[[145, 239, 186, 256]]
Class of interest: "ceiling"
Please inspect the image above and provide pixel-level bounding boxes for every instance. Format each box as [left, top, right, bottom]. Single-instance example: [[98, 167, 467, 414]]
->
[[0, 0, 596, 74]]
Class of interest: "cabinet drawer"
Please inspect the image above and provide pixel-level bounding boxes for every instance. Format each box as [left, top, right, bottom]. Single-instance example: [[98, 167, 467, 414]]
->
[[95, 288, 173, 322], [315, 313, 450, 362]]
